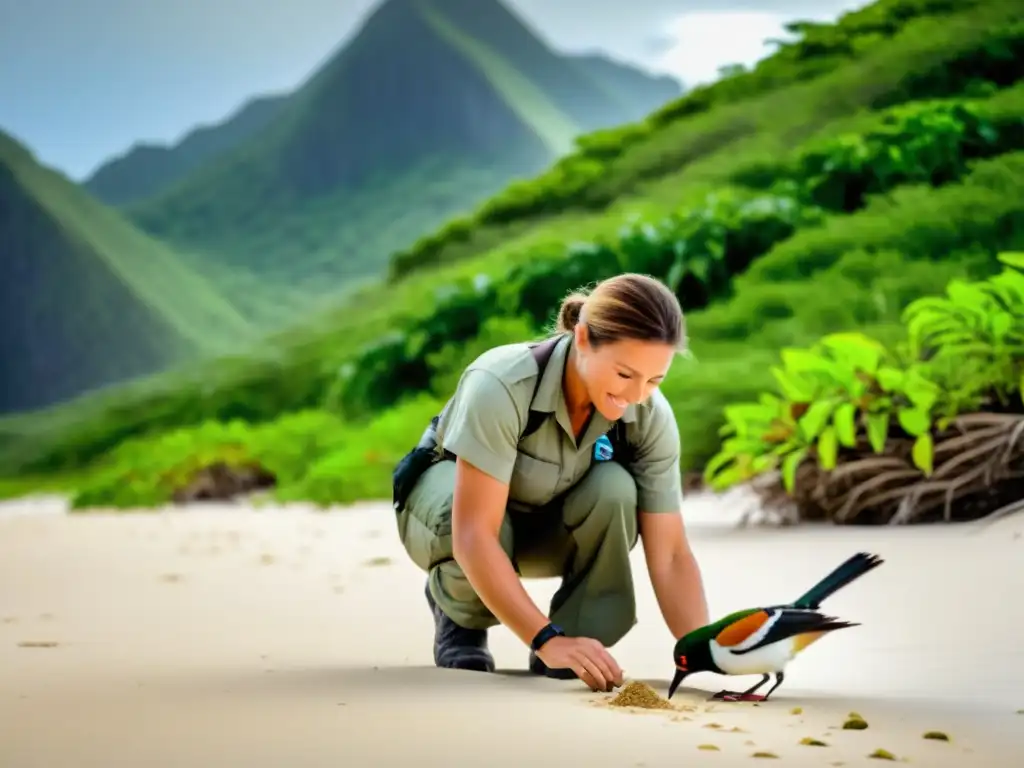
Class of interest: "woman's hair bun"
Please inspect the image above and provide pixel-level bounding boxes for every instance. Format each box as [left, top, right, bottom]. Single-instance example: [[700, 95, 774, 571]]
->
[[556, 293, 587, 332]]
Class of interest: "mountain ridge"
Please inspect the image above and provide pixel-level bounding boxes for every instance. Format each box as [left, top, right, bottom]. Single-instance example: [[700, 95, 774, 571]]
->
[[0, 129, 258, 415], [82, 0, 681, 293]]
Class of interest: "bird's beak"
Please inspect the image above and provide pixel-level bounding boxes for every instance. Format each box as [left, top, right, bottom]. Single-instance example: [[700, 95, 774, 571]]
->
[[668, 667, 688, 699]]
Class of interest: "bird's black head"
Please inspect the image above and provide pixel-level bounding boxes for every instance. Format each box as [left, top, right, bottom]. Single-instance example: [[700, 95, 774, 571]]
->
[[668, 631, 716, 699]]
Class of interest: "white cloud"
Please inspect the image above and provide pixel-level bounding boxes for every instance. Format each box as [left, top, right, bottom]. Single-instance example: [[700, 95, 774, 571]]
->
[[653, 11, 795, 85]]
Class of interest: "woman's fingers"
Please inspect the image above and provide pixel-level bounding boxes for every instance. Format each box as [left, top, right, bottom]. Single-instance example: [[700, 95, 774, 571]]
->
[[574, 655, 607, 692]]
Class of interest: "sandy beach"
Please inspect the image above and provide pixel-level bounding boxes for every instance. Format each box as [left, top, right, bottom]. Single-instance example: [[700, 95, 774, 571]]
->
[[1, 491, 1022, 767]]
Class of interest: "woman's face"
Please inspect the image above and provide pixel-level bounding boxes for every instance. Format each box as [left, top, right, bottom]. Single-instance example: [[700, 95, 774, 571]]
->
[[574, 325, 676, 421]]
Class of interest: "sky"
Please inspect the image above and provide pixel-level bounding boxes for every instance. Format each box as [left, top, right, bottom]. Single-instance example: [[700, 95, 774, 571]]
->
[[0, 0, 866, 181]]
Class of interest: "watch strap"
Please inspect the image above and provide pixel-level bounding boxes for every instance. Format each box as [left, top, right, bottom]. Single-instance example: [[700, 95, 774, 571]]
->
[[530, 622, 565, 652]]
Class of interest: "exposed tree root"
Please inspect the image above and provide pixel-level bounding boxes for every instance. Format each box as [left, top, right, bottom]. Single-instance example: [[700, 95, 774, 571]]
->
[[750, 412, 1024, 525]]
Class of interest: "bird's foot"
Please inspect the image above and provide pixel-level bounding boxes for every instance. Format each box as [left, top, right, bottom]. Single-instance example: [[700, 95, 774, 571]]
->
[[710, 689, 766, 702]]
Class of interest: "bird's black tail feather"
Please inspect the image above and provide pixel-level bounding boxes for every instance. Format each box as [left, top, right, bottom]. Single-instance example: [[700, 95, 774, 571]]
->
[[791, 552, 884, 609]]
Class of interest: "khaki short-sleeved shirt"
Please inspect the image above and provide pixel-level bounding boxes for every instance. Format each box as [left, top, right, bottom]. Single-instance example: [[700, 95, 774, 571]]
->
[[436, 333, 682, 514]]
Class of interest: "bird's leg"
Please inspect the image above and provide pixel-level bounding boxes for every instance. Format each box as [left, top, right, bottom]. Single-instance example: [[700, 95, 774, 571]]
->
[[759, 672, 785, 702], [711, 674, 770, 702]]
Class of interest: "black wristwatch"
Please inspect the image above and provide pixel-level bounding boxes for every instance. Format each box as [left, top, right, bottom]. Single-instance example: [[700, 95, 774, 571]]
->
[[530, 622, 565, 652]]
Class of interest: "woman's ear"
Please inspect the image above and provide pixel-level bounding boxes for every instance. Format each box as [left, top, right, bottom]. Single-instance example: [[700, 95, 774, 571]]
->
[[574, 321, 589, 352]]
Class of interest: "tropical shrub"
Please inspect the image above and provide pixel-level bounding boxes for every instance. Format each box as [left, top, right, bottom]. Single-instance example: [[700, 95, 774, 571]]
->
[[70, 410, 349, 510], [703, 253, 1024, 524], [338, 188, 823, 419], [734, 99, 1005, 212]]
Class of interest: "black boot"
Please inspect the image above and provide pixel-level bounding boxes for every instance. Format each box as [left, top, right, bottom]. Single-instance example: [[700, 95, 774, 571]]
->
[[424, 581, 495, 672], [528, 650, 578, 680]]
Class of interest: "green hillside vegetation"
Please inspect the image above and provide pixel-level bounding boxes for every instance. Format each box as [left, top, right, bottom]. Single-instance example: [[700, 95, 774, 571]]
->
[[114, 0, 680, 293], [0, 131, 261, 415], [2, 0, 1023, 525], [387, 0, 1019, 279]]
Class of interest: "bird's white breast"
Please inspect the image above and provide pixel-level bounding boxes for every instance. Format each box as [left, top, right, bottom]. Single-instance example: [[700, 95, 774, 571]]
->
[[710, 636, 796, 676]]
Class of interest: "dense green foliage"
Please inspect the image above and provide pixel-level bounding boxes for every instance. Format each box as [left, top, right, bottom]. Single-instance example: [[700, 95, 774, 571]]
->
[[3, 0, 1024, 522], [704, 253, 1024, 523]]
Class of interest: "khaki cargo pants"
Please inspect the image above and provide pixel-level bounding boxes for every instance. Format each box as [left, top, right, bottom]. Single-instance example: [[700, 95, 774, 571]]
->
[[396, 458, 640, 647]]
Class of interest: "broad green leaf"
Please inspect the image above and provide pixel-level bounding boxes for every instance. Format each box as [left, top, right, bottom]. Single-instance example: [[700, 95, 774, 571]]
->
[[877, 367, 905, 392], [772, 367, 815, 401], [897, 406, 931, 437], [781, 348, 835, 376], [912, 433, 934, 476], [946, 280, 995, 311], [833, 402, 858, 447], [997, 251, 1024, 270], [991, 312, 1013, 340], [820, 333, 883, 373], [781, 448, 809, 493], [866, 412, 889, 453], [707, 464, 749, 492], [817, 426, 839, 471], [798, 398, 838, 441], [702, 449, 736, 480]]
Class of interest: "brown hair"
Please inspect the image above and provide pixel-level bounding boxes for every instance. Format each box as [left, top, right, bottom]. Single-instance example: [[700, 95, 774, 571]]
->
[[555, 273, 686, 351]]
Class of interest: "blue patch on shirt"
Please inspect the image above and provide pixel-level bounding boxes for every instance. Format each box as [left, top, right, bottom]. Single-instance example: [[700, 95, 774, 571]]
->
[[593, 434, 614, 462]]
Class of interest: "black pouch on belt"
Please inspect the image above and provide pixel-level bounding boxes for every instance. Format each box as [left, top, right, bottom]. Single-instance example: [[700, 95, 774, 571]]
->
[[392, 415, 454, 513]]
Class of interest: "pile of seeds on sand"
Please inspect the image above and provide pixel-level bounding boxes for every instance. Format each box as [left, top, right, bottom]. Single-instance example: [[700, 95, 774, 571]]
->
[[608, 681, 674, 710]]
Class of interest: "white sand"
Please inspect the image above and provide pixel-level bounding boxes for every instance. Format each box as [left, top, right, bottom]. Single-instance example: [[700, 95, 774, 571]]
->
[[1, 491, 1023, 767]]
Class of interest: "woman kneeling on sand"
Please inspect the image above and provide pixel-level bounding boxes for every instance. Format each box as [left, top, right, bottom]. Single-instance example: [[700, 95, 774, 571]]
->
[[392, 273, 711, 692]]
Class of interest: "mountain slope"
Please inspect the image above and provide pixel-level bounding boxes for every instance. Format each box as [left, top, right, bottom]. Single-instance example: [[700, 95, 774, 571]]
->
[[83, 95, 287, 206], [119, 0, 681, 291], [571, 53, 682, 118], [0, 131, 257, 415]]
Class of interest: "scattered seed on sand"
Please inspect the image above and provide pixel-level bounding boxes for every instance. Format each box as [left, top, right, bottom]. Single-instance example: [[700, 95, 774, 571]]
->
[[259, 553, 275, 565], [843, 717, 868, 730], [17, 641, 59, 648], [868, 748, 896, 760], [923, 731, 950, 741], [698, 744, 720, 751], [608, 681, 674, 710], [790, 707, 803, 715], [159, 573, 182, 583], [751, 751, 778, 758], [800, 737, 828, 747], [704, 722, 724, 729], [363, 556, 393, 567]]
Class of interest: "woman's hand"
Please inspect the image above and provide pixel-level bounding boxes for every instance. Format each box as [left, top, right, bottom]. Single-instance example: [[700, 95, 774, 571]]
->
[[536, 635, 624, 692]]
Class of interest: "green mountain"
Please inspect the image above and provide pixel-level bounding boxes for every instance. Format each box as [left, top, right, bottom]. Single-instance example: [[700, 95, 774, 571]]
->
[[570, 53, 684, 118], [113, 0, 682, 291], [4, 0, 1022, 513], [0, 130, 258, 416], [83, 95, 287, 206]]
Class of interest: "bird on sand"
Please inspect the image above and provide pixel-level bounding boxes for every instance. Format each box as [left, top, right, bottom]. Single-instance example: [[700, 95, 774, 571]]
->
[[667, 551, 884, 702]]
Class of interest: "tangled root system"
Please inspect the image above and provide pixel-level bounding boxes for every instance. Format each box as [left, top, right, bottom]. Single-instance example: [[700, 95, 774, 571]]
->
[[751, 412, 1024, 525]]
